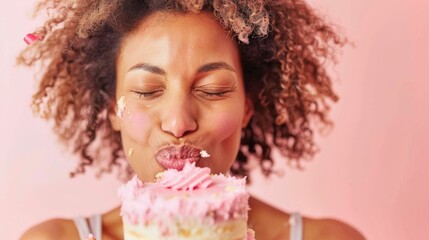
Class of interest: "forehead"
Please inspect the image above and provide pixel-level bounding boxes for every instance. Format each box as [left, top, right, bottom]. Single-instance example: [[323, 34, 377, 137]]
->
[[116, 12, 240, 71]]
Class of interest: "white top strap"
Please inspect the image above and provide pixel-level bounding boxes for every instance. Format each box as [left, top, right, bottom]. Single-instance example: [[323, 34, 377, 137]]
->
[[89, 214, 102, 240], [73, 214, 102, 240], [289, 212, 303, 240], [72, 217, 91, 239]]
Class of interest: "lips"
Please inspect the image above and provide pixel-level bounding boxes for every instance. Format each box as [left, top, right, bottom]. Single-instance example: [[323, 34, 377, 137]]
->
[[155, 145, 202, 170]]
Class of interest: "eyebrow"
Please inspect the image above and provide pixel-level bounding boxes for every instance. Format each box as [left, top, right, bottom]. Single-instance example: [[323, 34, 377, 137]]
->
[[197, 62, 236, 73], [128, 63, 166, 75], [127, 61, 236, 76]]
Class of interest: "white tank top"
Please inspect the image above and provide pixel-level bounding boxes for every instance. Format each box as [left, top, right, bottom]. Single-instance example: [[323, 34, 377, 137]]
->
[[73, 212, 303, 240], [73, 214, 102, 240], [289, 212, 304, 240]]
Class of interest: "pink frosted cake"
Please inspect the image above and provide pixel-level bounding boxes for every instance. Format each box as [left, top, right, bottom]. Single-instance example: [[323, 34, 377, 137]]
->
[[118, 163, 255, 240]]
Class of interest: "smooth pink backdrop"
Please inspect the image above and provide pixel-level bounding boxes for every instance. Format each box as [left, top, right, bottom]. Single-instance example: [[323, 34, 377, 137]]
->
[[1, 0, 428, 239]]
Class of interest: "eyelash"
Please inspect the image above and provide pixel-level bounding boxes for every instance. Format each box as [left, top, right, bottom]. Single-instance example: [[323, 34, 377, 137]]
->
[[200, 91, 228, 98], [131, 89, 231, 99], [133, 91, 162, 98]]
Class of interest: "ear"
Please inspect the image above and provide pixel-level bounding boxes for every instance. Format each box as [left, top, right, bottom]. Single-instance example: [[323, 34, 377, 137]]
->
[[108, 102, 121, 131], [242, 96, 254, 127]]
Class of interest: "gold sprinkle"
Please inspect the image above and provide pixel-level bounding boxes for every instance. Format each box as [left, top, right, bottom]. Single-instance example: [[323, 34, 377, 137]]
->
[[225, 185, 238, 192], [127, 148, 134, 157], [155, 172, 164, 179]]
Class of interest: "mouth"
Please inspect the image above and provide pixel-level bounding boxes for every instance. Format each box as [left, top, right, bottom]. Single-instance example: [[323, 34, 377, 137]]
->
[[155, 145, 203, 170]]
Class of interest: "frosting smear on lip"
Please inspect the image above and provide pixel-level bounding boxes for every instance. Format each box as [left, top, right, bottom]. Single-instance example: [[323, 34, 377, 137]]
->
[[118, 162, 254, 240]]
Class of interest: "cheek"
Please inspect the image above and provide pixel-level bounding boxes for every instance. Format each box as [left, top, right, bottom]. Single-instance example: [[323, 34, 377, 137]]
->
[[210, 113, 242, 141], [121, 111, 152, 143], [205, 112, 243, 173]]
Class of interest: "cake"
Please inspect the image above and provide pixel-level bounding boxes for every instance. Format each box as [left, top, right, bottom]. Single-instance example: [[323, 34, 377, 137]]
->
[[118, 162, 255, 240]]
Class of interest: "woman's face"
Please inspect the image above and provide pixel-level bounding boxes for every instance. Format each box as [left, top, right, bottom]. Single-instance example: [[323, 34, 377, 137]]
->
[[111, 12, 253, 182]]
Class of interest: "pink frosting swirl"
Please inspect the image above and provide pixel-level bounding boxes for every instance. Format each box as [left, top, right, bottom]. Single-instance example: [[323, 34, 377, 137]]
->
[[118, 161, 250, 234], [160, 162, 214, 191]]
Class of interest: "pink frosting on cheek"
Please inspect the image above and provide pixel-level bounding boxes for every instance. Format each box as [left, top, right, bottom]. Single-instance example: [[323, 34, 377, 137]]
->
[[121, 111, 151, 143]]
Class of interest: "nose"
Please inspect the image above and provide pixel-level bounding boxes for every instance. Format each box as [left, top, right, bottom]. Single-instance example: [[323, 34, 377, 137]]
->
[[160, 95, 197, 138]]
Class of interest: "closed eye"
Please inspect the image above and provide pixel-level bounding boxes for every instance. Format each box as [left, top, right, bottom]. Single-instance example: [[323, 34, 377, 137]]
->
[[132, 90, 163, 99], [195, 89, 233, 100], [201, 91, 228, 97]]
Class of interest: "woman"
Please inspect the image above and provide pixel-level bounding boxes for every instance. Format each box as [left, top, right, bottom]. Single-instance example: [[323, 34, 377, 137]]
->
[[19, 0, 365, 239]]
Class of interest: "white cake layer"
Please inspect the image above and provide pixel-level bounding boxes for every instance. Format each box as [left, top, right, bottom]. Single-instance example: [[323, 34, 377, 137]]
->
[[123, 218, 247, 240]]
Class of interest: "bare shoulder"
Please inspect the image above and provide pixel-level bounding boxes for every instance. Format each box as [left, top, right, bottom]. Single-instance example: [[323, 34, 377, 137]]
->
[[249, 196, 365, 240], [248, 196, 292, 239], [306, 217, 366, 240], [20, 218, 77, 240]]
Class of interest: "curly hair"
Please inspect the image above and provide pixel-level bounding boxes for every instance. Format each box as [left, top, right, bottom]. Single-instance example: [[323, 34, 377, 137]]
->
[[17, 0, 345, 181]]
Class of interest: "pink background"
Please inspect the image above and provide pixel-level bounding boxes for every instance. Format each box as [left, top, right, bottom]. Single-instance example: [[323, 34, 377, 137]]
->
[[1, 0, 428, 239]]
